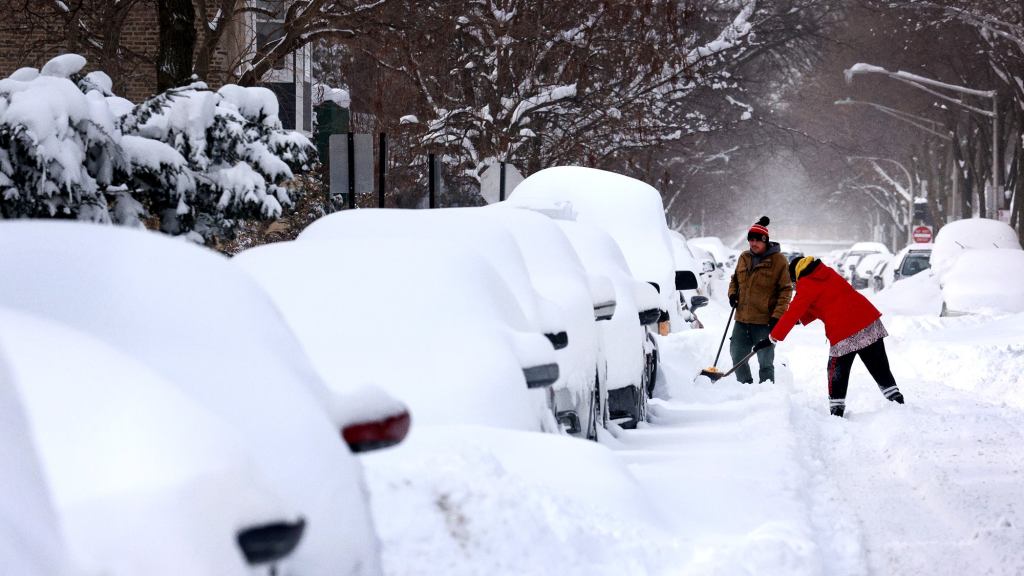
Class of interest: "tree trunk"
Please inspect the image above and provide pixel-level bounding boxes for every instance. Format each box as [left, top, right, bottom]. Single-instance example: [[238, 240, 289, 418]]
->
[[157, 0, 197, 91]]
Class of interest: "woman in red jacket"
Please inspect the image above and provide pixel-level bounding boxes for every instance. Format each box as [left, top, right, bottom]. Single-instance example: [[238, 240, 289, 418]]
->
[[760, 256, 905, 417]]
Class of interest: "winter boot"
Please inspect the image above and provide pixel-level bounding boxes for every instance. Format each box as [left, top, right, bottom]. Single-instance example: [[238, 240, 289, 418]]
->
[[829, 398, 845, 418], [881, 386, 904, 404]]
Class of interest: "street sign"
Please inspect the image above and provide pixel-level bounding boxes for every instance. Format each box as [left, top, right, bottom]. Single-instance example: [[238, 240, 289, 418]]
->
[[912, 225, 932, 243]]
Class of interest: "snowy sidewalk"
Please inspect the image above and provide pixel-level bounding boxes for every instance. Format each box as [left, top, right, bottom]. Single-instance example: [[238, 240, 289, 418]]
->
[[611, 304, 1024, 575]]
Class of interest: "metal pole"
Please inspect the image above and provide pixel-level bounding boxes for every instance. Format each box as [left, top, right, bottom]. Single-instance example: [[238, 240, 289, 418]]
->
[[428, 153, 436, 209], [347, 132, 355, 210], [378, 132, 387, 209], [499, 161, 507, 201], [992, 92, 1000, 219]]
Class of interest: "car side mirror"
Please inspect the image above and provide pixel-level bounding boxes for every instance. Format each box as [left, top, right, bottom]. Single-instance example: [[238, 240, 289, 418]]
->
[[675, 270, 698, 291], [690, 295, 709, 310]]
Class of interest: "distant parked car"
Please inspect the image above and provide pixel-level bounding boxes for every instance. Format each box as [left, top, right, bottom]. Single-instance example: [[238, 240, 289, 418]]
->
[[0, 221, 389, 576], [840, 242, 892, 287], [234, 237, 561, 435], [1, 308, 303, 576], [890, 243, 933, 285], [852, 252, 889, 291]]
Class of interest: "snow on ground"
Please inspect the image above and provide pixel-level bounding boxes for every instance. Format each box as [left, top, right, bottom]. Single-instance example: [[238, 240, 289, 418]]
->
[[369, 295, 1024, 576]]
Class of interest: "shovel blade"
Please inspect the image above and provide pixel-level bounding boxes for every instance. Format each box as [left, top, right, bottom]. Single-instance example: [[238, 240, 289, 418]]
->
[[699, 368, 724, 382]]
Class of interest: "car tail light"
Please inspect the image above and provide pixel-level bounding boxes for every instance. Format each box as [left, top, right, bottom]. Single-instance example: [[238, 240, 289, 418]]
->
[[237, 518, 305, 565], [342, 411, 411, 453]]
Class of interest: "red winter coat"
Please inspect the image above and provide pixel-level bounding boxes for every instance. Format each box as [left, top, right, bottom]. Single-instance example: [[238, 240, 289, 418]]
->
[[769, 262, 881, 345]]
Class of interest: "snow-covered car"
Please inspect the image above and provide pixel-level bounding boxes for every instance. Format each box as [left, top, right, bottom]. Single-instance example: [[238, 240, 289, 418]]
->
[[555, 219, 663, 428], [668, 230, 712, 323], [0, 308, 303, 576], [0, 221, 389, 576], [931, 219, 1024, 316], [941, 249, 1024, 315], [931, 218, 1021, 276], [233, 237, 560, 435], [298, 206, 600, 439], [507, 166, 698, 335], [688, 236, 734, 271], [0, 339, 72, 576], [481, 204, 610, 439]]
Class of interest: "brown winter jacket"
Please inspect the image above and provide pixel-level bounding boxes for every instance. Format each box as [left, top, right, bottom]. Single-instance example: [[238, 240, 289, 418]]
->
[[728, 244, 794, 325]]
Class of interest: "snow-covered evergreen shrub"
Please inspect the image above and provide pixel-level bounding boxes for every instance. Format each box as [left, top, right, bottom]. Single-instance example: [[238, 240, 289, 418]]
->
[[0, 55, 128, 222], [120, 82, 315, 240], [0, 54, 316, 243]]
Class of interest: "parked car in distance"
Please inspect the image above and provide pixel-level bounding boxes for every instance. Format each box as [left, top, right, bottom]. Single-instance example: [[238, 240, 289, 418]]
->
[[852, 252, 889, 291], [892, 243, 933, 283], [0, 221, 387, 576], [234, 237, 561, 435], [0, 307, 304, 576]]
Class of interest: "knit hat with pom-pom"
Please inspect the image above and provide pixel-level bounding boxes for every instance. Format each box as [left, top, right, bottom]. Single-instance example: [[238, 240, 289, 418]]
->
[[747, 216, 770, 242]]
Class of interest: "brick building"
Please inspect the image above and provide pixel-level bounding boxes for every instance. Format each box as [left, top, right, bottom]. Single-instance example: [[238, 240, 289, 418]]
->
[[0, 0, 312, 133]]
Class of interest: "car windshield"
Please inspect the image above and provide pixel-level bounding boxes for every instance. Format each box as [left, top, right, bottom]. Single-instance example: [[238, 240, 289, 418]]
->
[[900, 253, 931, 277]]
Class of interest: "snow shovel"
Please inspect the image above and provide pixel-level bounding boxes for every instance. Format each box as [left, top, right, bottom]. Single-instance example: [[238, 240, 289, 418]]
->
[[702, 341, 774, 383], [698, 307, 734, 380]]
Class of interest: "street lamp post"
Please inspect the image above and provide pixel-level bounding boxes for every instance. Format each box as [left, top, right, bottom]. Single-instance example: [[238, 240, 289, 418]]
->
[[844, 64, 999, 219]]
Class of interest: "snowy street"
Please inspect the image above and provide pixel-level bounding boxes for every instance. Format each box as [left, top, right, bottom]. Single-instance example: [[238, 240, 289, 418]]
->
[[611, 300, 1024, 575], [354, 291, 1024, 576]]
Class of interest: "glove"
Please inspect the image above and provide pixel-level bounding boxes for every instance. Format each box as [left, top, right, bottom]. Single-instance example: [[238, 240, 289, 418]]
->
[[752, 338, 773, 352], [729, 294, 738, 309], [768, 317, 778, 330]]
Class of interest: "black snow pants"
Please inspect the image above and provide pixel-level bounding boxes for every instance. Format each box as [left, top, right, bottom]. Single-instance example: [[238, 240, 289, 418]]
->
[[826, 338, 903, 414]]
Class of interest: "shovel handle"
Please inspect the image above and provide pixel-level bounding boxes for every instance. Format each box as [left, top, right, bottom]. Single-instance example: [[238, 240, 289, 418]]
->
[[718, 342, 772, 380], [712, 307, 735, 368]]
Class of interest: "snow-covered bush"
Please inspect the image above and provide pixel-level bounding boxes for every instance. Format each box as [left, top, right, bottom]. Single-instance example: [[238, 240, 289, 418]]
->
[[0, 54, 315, 243], [0, 55, 128, 222], [120, 82, 315, 240]]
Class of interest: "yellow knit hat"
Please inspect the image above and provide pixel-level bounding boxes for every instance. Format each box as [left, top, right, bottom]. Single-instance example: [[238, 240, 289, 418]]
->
[[793, 256, 815, 281]]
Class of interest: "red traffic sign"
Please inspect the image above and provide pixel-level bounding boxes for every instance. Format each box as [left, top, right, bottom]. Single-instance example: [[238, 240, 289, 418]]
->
[[912, 225, 932, 243]]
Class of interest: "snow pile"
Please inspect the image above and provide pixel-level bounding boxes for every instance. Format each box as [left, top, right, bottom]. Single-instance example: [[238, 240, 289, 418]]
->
[[871, 269, 943, 316], [363, 426, 680, 576], [0, 54, 314, 242]]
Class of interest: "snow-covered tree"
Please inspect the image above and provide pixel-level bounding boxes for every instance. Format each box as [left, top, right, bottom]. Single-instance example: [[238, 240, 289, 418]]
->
[[119, 81, 315, 240], [0, 55, 127, 222], [0, 54, 315, 243]]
